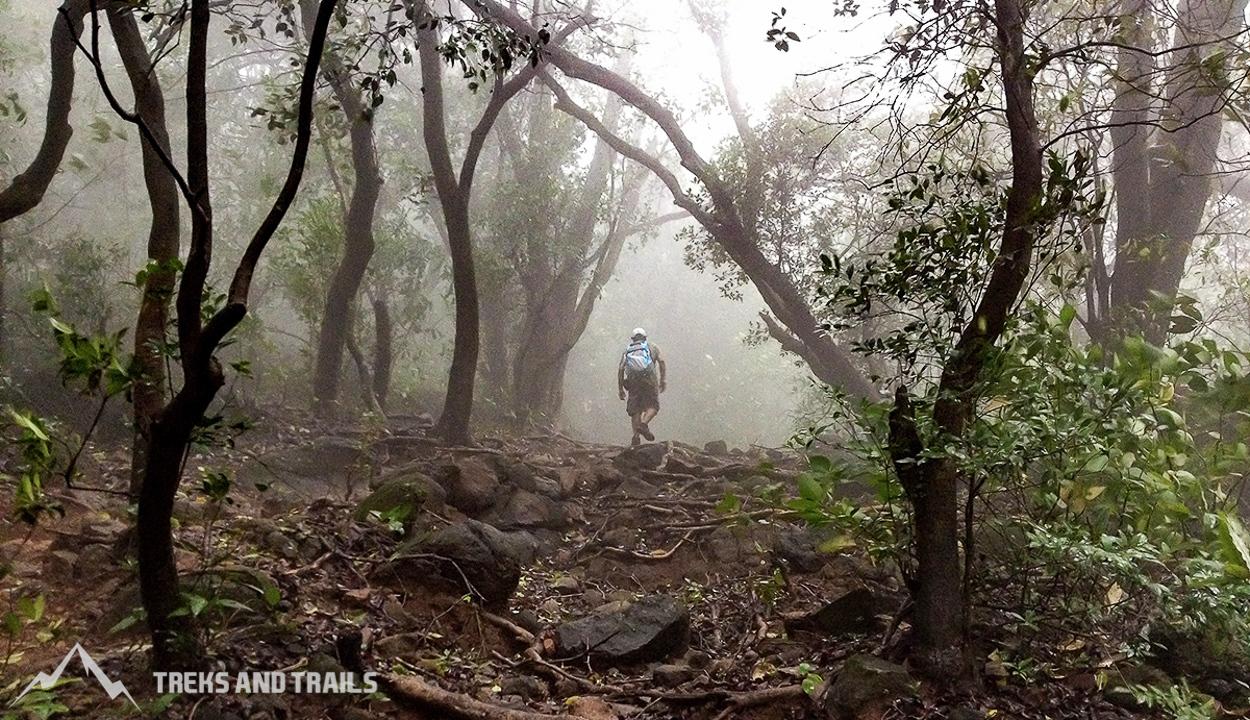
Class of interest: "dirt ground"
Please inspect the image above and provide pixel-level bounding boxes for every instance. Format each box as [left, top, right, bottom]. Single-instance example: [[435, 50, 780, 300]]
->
[[0, 413, 1181, 720]]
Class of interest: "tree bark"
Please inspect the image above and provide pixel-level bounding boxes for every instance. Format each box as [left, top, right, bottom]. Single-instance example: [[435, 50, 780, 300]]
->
[[1101, 0, 1248, 345], [106, 4, 180, 499], [888, 0, 1042, 678], [305, 0, 383, 414], [127, 0, 338, 670], [0, 0, 89, 223]]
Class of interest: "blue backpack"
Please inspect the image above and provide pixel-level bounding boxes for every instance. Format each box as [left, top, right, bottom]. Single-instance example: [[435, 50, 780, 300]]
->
[[623, 341, 654, 382]]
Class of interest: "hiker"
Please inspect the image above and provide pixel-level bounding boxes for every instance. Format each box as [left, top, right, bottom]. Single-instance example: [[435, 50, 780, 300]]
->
[[618, 327, 667, 446]]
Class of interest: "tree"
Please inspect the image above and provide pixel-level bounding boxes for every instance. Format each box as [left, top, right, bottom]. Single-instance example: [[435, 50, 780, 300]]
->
[[473, 74, 664, 428], [411, 0, 559, 443], [104, 5, 180, 497], [301, 0, 384, 415], [480, 0, 881, 402], [1091, 0, 1250, 346], [887, 0, 1041, 663], [75, 0, 339, 669], [0, 0, 88, 359]]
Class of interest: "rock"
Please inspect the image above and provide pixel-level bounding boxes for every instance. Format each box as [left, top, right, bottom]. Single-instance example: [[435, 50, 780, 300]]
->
[[553, 595, 689, 668], [435, 457, 500, 513], [389, 521, 532, 609], [299, 536, 326, 563], [552, 576, 581, 594], [785, 588, 882, 637], [82, 517, 129, 544], [352, 474, 443, 526], [489, 489, 566, 530], [501, 462, 537, 491], [513, 609, 543, 634], [601, 527, 636, 548], [615, 477, 660, 500], [264, 530, 301, 560], [704, 440, 729, 456], [238, 436, 363, 493], [556, 467, 589, 496], [613, 443, 668, 472], [307, 651, 346, 675], [75, 544, 115, 579], [774, 530, 826, 573], [652, 663, 696, 687], [531, 475, 563, 499], [43, 550, 77, 578], [497, 675, 547, 699], [566, 696, 617, 720], [947, 708, 985, 720], [685, 650, 712, 670], [663, 455, 704, 476], [825, 654, 918, 720]]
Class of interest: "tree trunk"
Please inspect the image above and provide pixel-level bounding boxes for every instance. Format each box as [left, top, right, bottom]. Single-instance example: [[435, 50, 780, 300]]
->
[[417, 9, 479, 444], [0, 0, 89, 363], [413, 0, 546, 443], [889, 0, 1043, 678], [1100, 0, 1248, 345], [107, 5, 180, 499], [306, 0, 382, 414], [371, 296, 393, 410], [127, 0, 337, 670]]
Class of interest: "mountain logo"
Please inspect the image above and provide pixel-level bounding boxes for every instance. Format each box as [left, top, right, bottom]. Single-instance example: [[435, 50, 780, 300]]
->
[[11, 644, 139, 710]]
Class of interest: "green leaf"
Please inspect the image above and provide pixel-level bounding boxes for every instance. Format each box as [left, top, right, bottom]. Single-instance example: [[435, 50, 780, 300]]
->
[[1059, 304, 1076, 328], [1218, 512, 1250, 576], [797, 474, 826, 503], [808, 455, 832, 473]]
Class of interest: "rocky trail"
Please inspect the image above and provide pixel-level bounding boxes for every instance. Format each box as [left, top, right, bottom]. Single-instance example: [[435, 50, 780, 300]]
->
[[0, 416, 1180, 719]]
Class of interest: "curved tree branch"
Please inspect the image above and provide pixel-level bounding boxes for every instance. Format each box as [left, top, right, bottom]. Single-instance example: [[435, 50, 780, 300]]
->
[[0, 0, 89, 223]]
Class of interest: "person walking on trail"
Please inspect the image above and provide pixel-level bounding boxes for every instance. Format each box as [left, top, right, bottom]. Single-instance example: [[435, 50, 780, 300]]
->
[[618, 327, 667, 446]]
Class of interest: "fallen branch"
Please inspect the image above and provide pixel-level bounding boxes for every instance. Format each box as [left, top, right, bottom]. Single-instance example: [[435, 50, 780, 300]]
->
[[379, 673, 562, 720], [711, 685, 808, 720], [478, 610, 536, 645], [602, 530, 693, 560]]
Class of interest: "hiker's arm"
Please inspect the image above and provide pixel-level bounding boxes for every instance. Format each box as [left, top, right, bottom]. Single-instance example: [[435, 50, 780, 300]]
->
[[658, 357, 667, 392], [617, 363, 626, 400]]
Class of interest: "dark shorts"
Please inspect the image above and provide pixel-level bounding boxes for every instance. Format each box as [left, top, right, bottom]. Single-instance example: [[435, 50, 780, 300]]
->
[[625, 380, 659, 416]]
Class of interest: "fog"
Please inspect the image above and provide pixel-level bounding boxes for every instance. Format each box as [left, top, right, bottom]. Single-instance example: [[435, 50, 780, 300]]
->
[[562, 228, 808, 449]]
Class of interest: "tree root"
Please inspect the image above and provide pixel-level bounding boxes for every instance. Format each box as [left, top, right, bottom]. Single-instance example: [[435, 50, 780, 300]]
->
[[378, 673, 562, 720]]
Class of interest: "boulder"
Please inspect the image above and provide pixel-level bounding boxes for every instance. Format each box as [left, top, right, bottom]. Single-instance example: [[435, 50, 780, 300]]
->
[[553, 595, 689, 668], [785, 588, 882, 637], [489, 489, 566, 530], [435, 457, 499, 513], [389, 521, 535, 609], [825, 654, 917, 720], [352, 473, 443, 526], [773, 530, 826, 573], [612, 443, 668, 472], [704, 440, 729, 456]]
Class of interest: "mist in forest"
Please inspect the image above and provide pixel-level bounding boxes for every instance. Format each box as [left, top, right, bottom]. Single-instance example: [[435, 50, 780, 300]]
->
[[562, 228, 807, 449]]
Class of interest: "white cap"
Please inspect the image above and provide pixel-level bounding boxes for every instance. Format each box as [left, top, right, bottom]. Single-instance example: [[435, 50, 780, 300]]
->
[[631, 327, 646, 339]]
